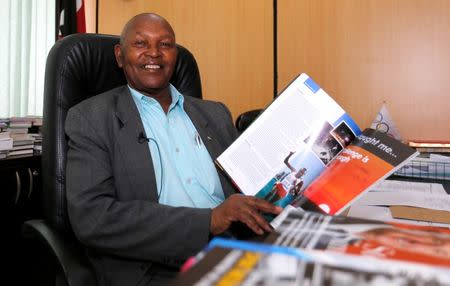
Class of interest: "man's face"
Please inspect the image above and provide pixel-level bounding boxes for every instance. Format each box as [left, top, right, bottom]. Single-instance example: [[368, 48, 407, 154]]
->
[[115, 16, 177, 96]]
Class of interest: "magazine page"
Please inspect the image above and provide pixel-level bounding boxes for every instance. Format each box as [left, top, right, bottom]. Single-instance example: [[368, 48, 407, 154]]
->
[[266, 209, 450, 273], [292, 128, 419, 215], [216, 73, 361, 208], [171, 236, 450, 286]]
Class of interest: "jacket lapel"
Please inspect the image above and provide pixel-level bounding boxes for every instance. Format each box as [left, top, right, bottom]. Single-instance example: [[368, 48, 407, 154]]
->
[[184, 100, 236, 198], [183, 101, 222, 161], [114, 87, 159, 202]]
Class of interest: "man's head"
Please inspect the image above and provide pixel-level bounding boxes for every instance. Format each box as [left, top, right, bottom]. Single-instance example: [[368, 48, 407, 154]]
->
[[295, 168, 306, 179], [114, 13, 178, 97]]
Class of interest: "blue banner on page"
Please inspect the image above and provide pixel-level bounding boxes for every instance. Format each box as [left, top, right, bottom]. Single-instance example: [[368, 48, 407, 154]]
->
[[208, 238, 311, 261], [304, 77, 320, 93]]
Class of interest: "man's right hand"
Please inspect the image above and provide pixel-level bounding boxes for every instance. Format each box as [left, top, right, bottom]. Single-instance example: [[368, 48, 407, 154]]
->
[[210, 194, 283, 236]]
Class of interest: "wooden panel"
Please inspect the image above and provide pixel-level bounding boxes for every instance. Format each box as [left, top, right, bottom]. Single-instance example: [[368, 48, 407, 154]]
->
[[84, 0, 97, 33], [279, 0, 450, 141], [98, 0, 273, 121]]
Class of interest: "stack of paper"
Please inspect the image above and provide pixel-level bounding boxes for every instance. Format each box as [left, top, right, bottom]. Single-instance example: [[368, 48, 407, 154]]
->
[[347, 179, 450, 228], [395, 154, 450, 180]]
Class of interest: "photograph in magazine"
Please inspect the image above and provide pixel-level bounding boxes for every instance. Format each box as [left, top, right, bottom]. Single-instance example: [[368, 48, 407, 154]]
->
[[255, 120, 357, 208], [266, 210, 450, 269]]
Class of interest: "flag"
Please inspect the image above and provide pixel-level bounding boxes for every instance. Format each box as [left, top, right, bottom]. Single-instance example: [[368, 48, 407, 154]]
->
[[370, 102, 402, 141], [56, 0, 86, 39]]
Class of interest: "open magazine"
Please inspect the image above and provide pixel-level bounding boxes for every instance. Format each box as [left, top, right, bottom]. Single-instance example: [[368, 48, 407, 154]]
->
[[216, 73, 418, 214], [268, 208, 450, 270], [171, 228, 450, 286]]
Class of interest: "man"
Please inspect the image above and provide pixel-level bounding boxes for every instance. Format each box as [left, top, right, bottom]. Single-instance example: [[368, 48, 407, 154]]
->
[[280, 151, 306, 197], [263, 151, 307, 206], [65, 13, 282, 286]]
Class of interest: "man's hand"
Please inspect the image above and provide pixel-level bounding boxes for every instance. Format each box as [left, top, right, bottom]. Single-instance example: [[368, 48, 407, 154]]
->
[[210, 194, 283, 236]]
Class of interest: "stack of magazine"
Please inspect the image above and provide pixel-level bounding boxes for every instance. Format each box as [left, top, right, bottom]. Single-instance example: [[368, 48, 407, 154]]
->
[[171, 209, 450, 285]]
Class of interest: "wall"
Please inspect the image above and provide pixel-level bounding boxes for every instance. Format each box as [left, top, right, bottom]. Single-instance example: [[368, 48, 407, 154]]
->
[[278, 0, 450, 141], [85, 0, 97, 33], [97, 0, 274, 121], [95, 0, 450, 141]]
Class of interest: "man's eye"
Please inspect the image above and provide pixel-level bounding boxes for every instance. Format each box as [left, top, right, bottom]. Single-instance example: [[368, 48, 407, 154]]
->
[[160, 42, 174, 48], [134, 41, 146, 47]]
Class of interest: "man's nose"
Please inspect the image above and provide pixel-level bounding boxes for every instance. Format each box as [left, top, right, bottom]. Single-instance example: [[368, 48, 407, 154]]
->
[[145, 45, 161, 57]]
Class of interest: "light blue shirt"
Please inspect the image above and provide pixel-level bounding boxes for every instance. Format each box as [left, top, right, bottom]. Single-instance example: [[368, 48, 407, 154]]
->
[[129, 84, 225, 208]]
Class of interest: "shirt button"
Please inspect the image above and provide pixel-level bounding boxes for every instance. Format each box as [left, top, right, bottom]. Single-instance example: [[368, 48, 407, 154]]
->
[[186, 178, 191, 184], [175, 147, 180, 153]]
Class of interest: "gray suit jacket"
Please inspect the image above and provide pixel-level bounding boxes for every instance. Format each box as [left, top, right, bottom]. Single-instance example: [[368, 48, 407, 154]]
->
[[65, 86, 238, 285]]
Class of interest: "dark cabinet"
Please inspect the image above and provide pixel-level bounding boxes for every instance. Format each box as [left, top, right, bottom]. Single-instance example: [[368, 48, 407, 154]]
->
[[1, 155, 42, 284]]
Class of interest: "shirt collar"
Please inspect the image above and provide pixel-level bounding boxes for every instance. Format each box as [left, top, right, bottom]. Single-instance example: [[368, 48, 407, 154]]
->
[[128, 84, 185, 111]]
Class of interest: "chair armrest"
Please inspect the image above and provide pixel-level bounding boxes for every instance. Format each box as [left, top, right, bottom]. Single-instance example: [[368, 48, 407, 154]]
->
[[22, 219, 96, 286]]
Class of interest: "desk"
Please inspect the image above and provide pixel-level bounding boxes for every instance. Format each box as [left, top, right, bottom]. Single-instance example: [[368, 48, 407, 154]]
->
[[1, 154, 43, 285], [0, 154, 41, 207]]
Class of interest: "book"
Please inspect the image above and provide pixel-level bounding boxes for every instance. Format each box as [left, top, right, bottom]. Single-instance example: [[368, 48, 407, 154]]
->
[[172, 228, 450, 286], [7, 149, 34, 157], [408, 140, 450, 153], [0, 131, 11, 139], [0, 137, 13, 151], [216, 73, 418, 215]]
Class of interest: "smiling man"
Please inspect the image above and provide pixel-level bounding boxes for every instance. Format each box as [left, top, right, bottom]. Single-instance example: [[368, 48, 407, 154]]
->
[[65, 13, 281, 286], [114, 14, 177, 112]]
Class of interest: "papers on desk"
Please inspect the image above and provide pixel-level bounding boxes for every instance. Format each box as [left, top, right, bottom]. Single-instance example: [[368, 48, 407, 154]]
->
[[356, 190, 450, 211], [394, 153, 450, 180], [347, 179, 450, 228], [369, 178, 447, 194]]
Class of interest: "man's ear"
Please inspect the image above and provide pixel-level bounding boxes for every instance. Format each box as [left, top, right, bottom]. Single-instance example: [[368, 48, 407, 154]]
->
[[114, 44, 123, 68]]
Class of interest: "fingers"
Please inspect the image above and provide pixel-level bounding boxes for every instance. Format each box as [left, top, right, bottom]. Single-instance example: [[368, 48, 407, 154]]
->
[[239, 200, 277, 235], [248, 196, 283, 215], [210, 194, 283, 236], [240, 206, 273, 234]]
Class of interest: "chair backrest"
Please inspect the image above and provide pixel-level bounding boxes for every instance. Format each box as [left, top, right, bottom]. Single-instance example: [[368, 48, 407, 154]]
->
[[235, 109, 262, 133], [42, 33, 203, 237]]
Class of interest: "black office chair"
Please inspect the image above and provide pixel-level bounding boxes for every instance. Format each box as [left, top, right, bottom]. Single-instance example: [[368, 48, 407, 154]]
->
[[235, 109, 263, 134], [22, 33, 203, 286]]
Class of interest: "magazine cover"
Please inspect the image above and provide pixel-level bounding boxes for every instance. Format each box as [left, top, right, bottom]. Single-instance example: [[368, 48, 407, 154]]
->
[[216, 73, 361, 207], [267, 209, 450, 271], [292, 128, 419, 214], [171, 236, 450, 286]]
